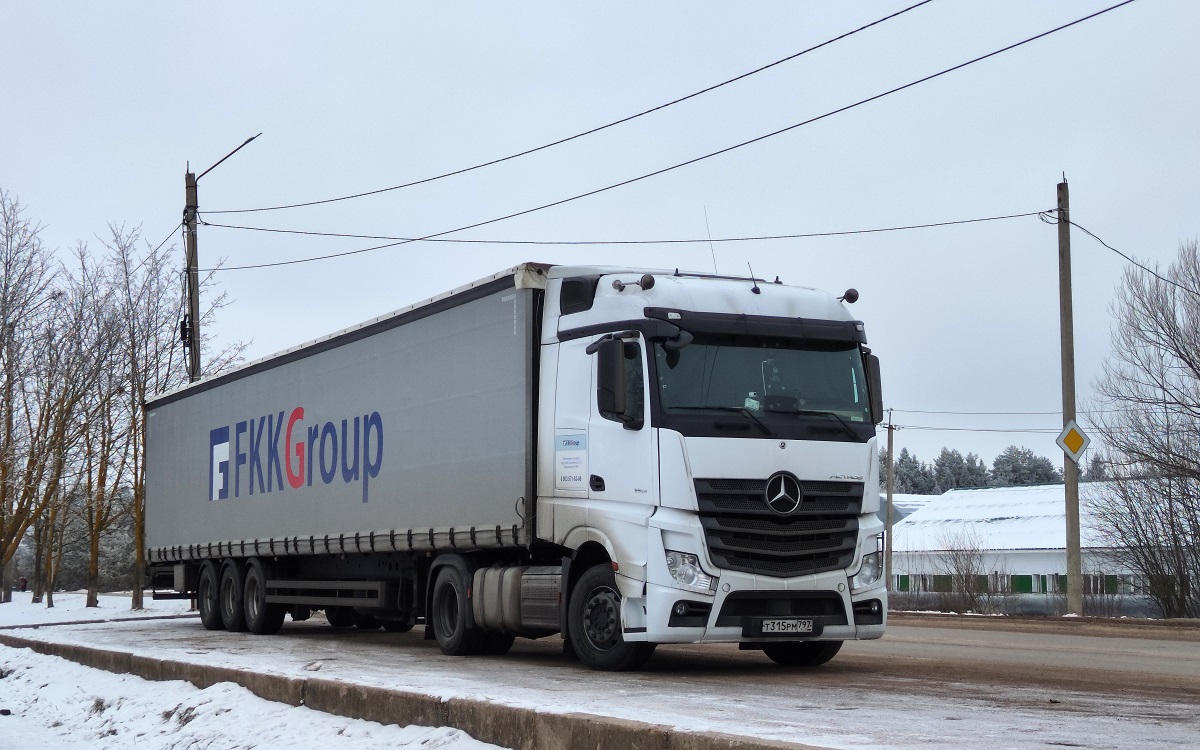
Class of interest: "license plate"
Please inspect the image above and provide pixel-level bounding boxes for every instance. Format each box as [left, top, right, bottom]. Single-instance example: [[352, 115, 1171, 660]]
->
[[761, 618, 813, 634]]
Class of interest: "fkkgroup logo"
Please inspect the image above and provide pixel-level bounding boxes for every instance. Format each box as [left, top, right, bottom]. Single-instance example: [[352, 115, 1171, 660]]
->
[[208, 406, 384, 503]]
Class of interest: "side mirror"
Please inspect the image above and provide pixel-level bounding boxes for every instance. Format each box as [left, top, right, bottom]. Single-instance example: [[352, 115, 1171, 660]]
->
[[864, 353, 884, 425], [595, 338, 627, 420]]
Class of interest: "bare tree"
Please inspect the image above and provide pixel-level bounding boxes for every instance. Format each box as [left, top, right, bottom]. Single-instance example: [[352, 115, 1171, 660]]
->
[[55, 246, 125, 607], [1091, 240, 1200, 618], [0, 192, 93, 602], [31, 474, 85, 607], [932, 528, 1002, 614], [105, 225, 245, 608], [1, 193, 244, 609]]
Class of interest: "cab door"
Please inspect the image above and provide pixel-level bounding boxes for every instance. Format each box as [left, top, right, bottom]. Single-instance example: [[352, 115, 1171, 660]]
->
[[585, 335, 657, 508]]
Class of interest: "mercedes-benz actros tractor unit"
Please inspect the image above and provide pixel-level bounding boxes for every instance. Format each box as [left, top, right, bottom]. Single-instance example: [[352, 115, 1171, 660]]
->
[[146, 263, 886, 671]]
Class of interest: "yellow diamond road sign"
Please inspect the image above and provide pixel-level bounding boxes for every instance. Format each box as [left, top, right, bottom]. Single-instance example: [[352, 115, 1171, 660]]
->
[[1056, 419, 1090, 465]]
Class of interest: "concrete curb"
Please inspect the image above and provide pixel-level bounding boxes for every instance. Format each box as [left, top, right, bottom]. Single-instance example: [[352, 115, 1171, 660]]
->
[[0, 632, 826, 750]]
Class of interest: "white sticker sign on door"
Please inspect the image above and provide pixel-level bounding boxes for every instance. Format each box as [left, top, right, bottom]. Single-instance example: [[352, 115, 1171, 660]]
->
[[555, 432, 588, 491]]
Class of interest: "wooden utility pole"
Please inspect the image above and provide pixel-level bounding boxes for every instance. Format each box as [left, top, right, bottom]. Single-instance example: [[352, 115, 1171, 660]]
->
[[184, 171, 201, 383], [181, 133, 260, 384], [885, 410, 895, 592], [1058, 178, 1083, 615]]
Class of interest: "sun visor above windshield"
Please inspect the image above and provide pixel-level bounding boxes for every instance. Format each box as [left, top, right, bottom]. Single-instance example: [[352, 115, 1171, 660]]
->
[[643, 307, 866, 343]]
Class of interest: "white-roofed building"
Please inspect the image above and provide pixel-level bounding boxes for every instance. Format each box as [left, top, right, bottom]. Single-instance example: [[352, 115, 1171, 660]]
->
[[878, 492, 939, 523], [890, 483, 1142, 613]]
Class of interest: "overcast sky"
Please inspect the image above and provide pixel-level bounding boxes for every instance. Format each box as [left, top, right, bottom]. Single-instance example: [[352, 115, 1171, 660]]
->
[[3, 1, 1197, 468]]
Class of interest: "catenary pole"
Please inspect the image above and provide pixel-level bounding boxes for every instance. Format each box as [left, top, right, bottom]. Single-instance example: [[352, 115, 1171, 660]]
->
[[1058, 178, 1083, 615]]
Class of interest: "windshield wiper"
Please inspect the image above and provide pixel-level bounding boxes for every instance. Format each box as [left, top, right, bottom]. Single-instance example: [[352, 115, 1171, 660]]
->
[[669, 405, 773, 436], [765, 407, 861, 441]]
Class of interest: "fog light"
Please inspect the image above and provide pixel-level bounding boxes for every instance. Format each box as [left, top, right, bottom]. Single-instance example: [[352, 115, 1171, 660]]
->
[[665, 550, 717, 593], [674, 602, 690, 617]]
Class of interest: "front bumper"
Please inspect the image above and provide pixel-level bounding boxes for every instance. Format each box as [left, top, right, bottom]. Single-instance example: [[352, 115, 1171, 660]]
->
[[621, 568, 887, 643], [618, 511, 887, 643]]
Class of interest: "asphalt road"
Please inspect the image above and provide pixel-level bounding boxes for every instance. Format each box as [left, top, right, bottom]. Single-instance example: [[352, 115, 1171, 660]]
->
[[5, 611, 1199, 748], [835, 614, 1200, 700]]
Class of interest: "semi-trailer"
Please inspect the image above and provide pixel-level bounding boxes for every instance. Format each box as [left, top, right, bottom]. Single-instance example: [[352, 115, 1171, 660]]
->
[[146, 262, 887, 670]]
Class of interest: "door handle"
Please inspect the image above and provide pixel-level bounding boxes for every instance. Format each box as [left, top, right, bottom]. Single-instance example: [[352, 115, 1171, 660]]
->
[[590, 475, 606, 492]]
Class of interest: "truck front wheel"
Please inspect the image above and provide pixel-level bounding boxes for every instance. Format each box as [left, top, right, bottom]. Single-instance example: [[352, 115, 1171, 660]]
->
[[197, 561, 223, 631], [430, 566, 484, 656], [219, 561, 248, 632], [567, 564, 655, 671], [762, 640, 843, 667], [243, 559, 286, 635]]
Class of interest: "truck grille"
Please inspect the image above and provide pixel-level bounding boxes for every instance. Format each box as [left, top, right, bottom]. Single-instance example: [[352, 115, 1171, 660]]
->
[[694, 478, 863, 578]]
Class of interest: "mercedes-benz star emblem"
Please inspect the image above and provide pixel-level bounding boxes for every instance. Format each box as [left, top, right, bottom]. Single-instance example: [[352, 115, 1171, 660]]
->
[[764, 472, 803, 515]]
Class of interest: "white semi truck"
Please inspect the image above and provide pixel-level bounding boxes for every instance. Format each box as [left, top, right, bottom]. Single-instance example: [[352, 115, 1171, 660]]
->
[[146, 263, 886, 671]]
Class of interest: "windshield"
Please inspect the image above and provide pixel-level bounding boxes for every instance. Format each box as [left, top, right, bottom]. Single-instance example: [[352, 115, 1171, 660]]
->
[[653, 335, 874, 441]]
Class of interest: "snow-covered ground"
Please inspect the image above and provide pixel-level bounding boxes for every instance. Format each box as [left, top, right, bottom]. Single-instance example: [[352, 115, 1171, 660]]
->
[[2, 592, 1198, 749], [0, 592, 499, 750], [0, 591, 190, 628]]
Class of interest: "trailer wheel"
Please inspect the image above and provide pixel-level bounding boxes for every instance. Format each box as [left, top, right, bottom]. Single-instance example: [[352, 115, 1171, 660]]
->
[[353, 612, 381, 630], [762, 640, 843, 667], [430, 566, 484, 655], [325, 606, 355, 628], [567, 564, 655, 671], [243, 559, 286, 635], [219, 561, 248, 632], [197, 561, 224, 631]]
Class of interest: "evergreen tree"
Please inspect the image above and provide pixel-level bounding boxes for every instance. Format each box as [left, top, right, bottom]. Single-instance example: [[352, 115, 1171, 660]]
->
[[991, 445, 1062, 486], [963, 452, 990, 487], [893, 448, 937, 494], [933, 448, 967, 492], [1083, 454, 1108, 482]]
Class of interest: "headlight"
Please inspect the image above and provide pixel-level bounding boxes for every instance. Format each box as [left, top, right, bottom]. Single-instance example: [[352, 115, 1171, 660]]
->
[[665, 550, 717, 593], [850, 551, 883, 591]]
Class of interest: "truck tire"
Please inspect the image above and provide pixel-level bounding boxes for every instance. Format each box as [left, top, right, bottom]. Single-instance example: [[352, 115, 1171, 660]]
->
[[762, 640, 843, 667], [243, 559, 286, 635], [567, 564, 656, 671], [197, 561, 224, 631], [430, 566, 484, 656], [219, 561, 248, 632], [325, 606, 355, 628]]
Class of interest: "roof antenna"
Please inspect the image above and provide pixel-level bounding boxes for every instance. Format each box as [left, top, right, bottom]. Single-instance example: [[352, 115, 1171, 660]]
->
[[746, 262, 761, 294], [704, 206, 719, 274]]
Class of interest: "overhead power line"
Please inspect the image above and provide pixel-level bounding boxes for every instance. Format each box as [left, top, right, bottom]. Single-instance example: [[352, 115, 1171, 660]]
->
[[896, 424, 1062, 434], [204, 1, 936, 215], [203, 1, 1137, 272], [198, 210, 1044, 247], [893, 408, 1064, 416], [150, 222, 183, 255], [1061, 215, 1200, 298]]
